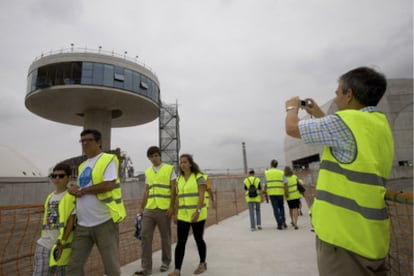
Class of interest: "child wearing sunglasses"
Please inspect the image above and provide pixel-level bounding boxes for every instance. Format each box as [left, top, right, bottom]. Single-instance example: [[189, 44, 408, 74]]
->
[[33, 163, 76, 276]]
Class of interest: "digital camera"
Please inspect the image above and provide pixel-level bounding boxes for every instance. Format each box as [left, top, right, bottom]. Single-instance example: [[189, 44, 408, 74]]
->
[[300, 100, 311, 107]]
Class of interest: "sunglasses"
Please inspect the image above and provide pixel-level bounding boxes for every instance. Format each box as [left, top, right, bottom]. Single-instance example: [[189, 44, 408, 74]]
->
[[79, 138, 96, 144], [50, 174, 67, 179]]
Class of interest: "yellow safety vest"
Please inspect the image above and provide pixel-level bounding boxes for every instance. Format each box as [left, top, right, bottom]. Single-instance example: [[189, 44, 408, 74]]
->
[[177, 173, 207, 222], [286, 175, 301, 201], [145, 164, 174, 210], [312, 110, 394, 259], [79, 153, 126, 223], [265, 168, 285, 196], [41, 191, 76, 267], [244, 176, 261, 203]]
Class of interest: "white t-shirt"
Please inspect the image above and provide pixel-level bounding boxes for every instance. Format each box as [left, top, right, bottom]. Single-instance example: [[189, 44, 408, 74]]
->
[[145, 163, 177, 184], [76, 153, 117, 227], [37, 191, 66, 249]]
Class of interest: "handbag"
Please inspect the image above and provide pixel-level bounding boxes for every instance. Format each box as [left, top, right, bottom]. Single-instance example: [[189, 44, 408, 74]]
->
[[297, 179, 306, 194]]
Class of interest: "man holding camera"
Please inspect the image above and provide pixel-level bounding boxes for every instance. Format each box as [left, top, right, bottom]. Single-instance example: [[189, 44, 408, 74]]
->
[[285, 67, 394, 275]]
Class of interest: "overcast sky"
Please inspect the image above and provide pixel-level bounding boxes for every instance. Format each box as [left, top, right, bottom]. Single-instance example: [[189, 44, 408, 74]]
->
[[0, 0, 412, 175]]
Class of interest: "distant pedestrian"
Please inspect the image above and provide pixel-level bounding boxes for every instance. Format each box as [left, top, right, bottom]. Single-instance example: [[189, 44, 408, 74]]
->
[[264, 160, 288, 230], [67, 129, 126, 276], [296, 178, 306, 216], [169, 154, 208, 276], [284, 166, 301, 230], [33, 163, 76, 276], [285, 67, 394, 275], [135, 146, 177, 275], [243, 169, 262, 231]]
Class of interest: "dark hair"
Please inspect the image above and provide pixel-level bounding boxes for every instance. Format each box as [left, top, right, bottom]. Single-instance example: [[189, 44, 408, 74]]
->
[[284, 166, 293, 177], [179, 154, 202, 175], [270, 159, 278, 168], [249, 169, 255, 175], [147, 146, 161, 158], [53, 163, 72, 176], [339, 67, 387, 106], [80, 129, 102, 141]]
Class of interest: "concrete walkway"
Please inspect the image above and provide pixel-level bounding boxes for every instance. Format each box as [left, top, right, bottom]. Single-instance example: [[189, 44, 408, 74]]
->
[[121, 202, 318, 276]]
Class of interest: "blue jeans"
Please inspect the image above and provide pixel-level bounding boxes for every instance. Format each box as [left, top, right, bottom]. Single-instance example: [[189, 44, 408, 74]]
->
[[269, 195, 285, 227], [248, 202, 261, 229]]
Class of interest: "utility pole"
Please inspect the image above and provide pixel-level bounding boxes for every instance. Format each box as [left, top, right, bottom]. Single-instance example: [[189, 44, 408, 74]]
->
[[242, 142, 248, 174]]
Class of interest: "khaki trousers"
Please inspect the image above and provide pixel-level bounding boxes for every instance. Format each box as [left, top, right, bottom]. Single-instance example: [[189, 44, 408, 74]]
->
[[316, 236, 389, 276], [67, 219, 120, 276], [141, 209, 172, 272]]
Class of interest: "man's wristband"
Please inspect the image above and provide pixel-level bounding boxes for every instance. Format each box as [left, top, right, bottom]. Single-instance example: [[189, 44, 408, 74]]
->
[[286, 106, 297, 112]]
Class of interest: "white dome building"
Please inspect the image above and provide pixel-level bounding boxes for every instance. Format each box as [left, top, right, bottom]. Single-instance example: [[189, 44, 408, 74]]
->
[[0, 145, 43, 177]]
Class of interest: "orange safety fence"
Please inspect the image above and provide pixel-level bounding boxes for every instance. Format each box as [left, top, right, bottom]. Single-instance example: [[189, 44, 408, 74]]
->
[[1, 188, 412, 275], [385, 191, 413, 276], [0, 189, 247, 276]]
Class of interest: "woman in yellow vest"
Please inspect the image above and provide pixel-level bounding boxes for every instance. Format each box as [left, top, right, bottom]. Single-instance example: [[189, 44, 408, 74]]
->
[[169, 154, 207, 276], [284, 166, 301, 230]]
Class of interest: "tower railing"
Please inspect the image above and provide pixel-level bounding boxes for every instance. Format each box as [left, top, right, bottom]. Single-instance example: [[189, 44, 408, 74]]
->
[[33, 47, 156, 77]]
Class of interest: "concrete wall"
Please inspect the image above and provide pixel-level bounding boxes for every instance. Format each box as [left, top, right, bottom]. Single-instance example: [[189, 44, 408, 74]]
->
[[0, 175, 248, 206]]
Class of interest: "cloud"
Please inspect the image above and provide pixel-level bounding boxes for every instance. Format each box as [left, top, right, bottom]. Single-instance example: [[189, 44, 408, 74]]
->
[[0, 0, 412, 175], [27, 0, 84, 24]]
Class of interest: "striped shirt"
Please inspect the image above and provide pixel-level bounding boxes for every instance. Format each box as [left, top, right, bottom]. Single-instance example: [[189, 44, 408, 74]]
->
[[298, 106, 377, 163]]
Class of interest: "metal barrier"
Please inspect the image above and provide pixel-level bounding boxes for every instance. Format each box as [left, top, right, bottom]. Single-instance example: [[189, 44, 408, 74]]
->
[[1, 188, 412, 275], [0, 189, 246, 275]]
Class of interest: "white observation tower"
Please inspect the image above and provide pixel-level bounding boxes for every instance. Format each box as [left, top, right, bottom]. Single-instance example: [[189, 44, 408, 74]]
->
[[25, 47, 160, 150]]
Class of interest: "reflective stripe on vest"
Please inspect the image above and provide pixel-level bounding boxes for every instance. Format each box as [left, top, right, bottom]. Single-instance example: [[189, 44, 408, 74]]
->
[[145, 164, 174, 210], [78, 153, 126, 223], [311, 110, 394, 259], [265, 169, 285, 196], [316, 190, 387, 220], [320, 160, 387, 186], [177, 173, 207, 222]]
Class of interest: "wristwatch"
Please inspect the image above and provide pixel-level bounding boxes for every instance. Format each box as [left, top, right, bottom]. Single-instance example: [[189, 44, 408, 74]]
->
[[196, 208, 201, 213]]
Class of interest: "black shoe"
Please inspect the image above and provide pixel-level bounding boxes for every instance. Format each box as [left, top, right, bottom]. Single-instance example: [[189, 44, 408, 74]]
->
[[134, 270, 152, 276], [277, 226, 283, 230], [283, 223, 288, 228]]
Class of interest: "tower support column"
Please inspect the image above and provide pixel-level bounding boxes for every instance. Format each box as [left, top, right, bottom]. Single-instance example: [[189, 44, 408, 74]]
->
[[84, 110, 112, 151]]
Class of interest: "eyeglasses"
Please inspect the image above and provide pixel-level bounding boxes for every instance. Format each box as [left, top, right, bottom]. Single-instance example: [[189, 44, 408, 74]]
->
[[79, 138, 95, 144], [50, 174, 67, 179]]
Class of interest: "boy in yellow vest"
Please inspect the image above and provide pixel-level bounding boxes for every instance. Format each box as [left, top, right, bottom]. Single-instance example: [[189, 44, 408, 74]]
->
[[135, 146, 177, 276], [33, 163, 75, 276], [243, 169, 263, 231]]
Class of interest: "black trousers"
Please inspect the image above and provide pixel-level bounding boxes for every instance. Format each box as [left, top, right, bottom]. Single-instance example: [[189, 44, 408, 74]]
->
[[174, 219, 206, 270]]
